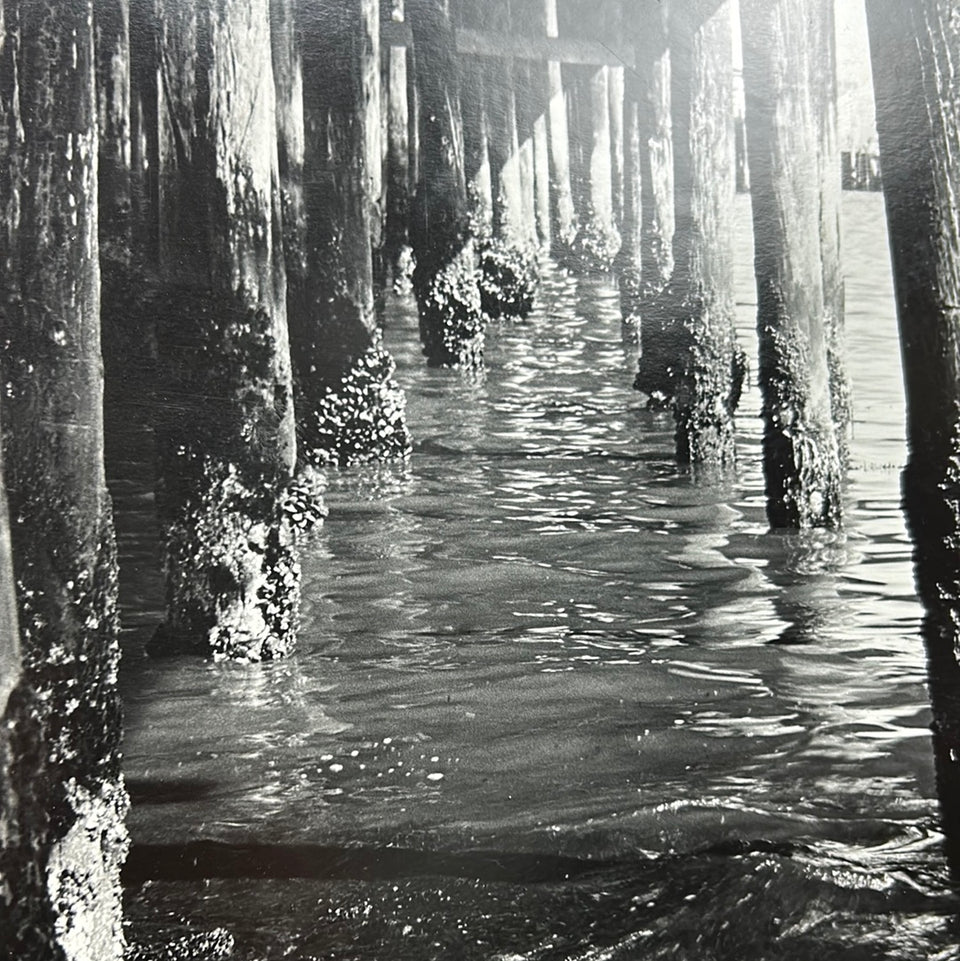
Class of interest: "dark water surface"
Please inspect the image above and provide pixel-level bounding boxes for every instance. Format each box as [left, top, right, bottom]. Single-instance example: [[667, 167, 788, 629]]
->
[[117, 195, 960, 959]]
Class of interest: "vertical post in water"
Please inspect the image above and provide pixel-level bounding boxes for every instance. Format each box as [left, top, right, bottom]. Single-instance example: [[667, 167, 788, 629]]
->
[[408, 0, 483, 368], [271, 0, 309, 396], [475, 0, 539, 320], [609, 60, 625, 234], [565, 0, 620, 272], [866, 0, 960, 864], [620, 0, 674, 348], [360, 0, 386, 308], [295, 0, 411, 467], [383, 0, 413, 280], [96, 0, 132, 264], [655, 0, 743, 466], [129, 0, 159, 269], [813, 0, 851, 462], [742, 0, 842, 525], [456, 3, 493, 236], [515, 0, 553, 251], [153, 0, 301, 660], [0, 0, 128, 953], [544, 0, 576, 247]]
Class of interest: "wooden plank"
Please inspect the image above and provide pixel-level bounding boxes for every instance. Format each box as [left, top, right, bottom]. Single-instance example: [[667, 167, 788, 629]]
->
[[455, 27, 634, 67], [380, 20, 633, 67]]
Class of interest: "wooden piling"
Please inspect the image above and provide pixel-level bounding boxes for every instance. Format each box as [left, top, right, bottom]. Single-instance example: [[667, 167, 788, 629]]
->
[[296, 0, 411, 466], [408, 0, 484, 368], [620, 0, 674, 344], [813, 0, 851, 461], [544, 0, 576, 247], [865, 0, 960, 865], [96, 0, 132, 261], [153, 0, 303, 660], [742, 0, 842, 525], [0, 0, 127, 953], [383, 0, 413, 279], [660, 0, 744, 466]]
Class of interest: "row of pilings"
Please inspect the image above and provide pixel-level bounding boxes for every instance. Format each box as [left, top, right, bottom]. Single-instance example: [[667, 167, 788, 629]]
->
[[2, 0, 960, 958]]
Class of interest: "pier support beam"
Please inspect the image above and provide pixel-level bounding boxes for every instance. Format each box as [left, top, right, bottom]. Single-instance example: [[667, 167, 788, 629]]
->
[[409, 0, 483, 368], [742, 0, 842, 526], [543, 0, 576, 248], [0, 0, 127, 953], [153, 0, 302, 660], [813, 0, 851, 461], [383, 0, 414, 281], [655, 0, 743, 466], [296, 0, 411, 467], [620, 0, 674, 352], [866, 0, 960, 865]]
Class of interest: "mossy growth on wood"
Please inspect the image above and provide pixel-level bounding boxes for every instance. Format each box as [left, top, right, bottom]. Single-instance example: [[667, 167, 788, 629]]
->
[[477, 237, 539, 320], [298, 344, 413, 469]]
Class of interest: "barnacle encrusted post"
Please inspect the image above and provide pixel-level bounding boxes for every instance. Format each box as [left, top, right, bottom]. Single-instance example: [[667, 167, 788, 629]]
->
[[151, 0, 302, 660], [656, 0, 744, 468], [408, 0, 484, 369], [294, 0, 411, 468], [742, 0, 843, 525], [0, 0, 128, 955]]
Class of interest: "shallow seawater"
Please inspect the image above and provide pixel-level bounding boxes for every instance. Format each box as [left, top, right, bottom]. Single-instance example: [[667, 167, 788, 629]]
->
[[117, 194, 960, 959]]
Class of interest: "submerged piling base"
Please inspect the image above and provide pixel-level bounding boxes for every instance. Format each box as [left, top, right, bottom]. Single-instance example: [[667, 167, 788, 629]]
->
[[477, 238, 539, 321]]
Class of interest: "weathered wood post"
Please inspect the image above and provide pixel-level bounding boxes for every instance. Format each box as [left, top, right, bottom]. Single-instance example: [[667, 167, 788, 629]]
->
[[645, 0, 743, 466], [0, 0, 128, 953], [543, 0, 576, 248], [609, 62, 625, 232], [129, 0, 160, 269], [456, 4, 494, 235], [383, 0, 414, 279], [408, 0, 484, 368], [813, 0, 851, 461], [620, 0, 674, 345], [295, 0, 411, 466], [742, 0, 843, 525], [563, 0, 620, 272], [96, 0, 132, 263], [152, 0, 303, 660], [514, 0, 553, 250], [865, 0, 960, 862], [470, 0, 540, 320]]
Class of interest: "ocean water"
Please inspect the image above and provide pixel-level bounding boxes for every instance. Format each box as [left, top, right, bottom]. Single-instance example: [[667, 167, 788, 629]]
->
[[117, 193, 960, 960]]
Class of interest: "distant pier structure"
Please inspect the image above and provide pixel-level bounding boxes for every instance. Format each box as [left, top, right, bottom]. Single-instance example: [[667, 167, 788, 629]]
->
[[0, 0, 957, 957]]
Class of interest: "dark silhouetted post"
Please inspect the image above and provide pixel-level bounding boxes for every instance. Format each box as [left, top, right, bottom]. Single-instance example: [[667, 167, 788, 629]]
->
[[661, 0, 744, 466], [408, 0, 484, 367], [296, 0, 411, 466], [153, 0, 302, 660], [866, 0, 960, 867], [742, 0, 842, 525], [97, 0, 132, 262], [383, 0, 413, 278], [0, 0, 127, 953]]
